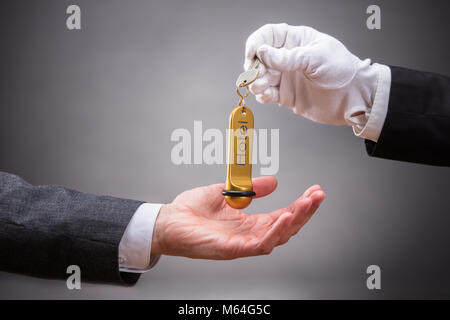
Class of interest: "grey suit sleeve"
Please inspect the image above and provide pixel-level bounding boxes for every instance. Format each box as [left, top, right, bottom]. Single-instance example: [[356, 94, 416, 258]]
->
[[0, 171, 144, 285]]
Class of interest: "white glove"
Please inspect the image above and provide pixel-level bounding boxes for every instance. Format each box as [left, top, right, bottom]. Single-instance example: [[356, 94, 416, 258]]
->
[[244, 23, 391, 142]]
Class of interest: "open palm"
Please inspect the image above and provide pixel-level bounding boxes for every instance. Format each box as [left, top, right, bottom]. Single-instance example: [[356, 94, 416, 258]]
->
[[151, 176, 325, 260]]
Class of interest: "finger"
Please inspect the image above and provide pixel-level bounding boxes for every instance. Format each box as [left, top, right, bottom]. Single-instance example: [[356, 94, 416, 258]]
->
[[244, 26, 270, 70], [301, 184, 322, 199], [308, 190, 326, 213], [250, 76, 270, 95], [277, 197, 312, 245], [287, 190, 326, 240], [270, 187, 325, 245], [267, 184, 318, 218], [207, 176, 277, 201], [255, 211, 292, 255], [250, 69, 281, 94], [257, 44, 310, 72], [255, 87, 279, 104], [302, 190, 326, 223], [252, 176, 278, 199], [290, 196, 316, 227], [244, 23, 289, 70]]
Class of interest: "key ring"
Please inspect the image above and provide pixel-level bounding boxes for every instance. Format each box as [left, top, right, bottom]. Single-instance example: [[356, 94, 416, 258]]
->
[[236, 84, 250, 113]]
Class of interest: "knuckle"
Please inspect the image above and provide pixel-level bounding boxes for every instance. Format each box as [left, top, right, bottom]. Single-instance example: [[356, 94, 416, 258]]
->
[[261, 24, 273, 33], [257, 243, 273, 255]]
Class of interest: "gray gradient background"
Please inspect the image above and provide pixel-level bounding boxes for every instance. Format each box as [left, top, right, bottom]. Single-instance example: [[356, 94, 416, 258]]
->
[[1, 0, 450, 299]]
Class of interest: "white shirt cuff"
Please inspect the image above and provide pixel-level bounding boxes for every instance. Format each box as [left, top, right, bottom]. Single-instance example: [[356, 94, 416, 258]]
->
[[118, 203, 163, 273], [353, 64, 391, 142]]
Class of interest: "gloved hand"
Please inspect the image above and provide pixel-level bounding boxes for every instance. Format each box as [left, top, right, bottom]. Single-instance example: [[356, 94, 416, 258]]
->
[[244, 23, 391, 141]]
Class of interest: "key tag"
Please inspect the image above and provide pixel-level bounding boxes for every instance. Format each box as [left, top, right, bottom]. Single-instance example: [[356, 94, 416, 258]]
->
[[222, 60, 260, 209]]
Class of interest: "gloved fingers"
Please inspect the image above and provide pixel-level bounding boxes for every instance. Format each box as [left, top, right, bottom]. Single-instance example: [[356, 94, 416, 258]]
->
[[255, 87, 279, 104], [278, 71, 296, 108], [250, 77, 269, 95], [243, 57, 268, 78], [256, 63, 267, 78], [244, 23, 290, 70], [250, 69, 281, 94], [257, 44, 310, 72], [244, 28, 269, 71], [284, 25, 320, 49], [243, 58, 255, 72]]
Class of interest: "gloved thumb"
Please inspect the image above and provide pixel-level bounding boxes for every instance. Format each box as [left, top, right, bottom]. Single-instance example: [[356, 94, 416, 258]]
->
[[257, 44, 310, 73]]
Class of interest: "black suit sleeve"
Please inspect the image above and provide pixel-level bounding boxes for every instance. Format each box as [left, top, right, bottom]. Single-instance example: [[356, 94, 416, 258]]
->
[[365, 66, 450, 166], [0, 171, 143, 285]]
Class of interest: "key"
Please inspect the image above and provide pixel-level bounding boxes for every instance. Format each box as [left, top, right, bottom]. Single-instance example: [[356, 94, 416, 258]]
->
[[235, 59, 261, 88]]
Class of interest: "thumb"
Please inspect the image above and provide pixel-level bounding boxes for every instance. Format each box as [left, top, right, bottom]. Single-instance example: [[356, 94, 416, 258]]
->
[[257, 44, 310, 73]]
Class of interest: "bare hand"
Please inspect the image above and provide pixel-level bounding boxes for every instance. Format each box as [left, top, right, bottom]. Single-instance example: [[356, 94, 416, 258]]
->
[[151, 176, 325, 259]]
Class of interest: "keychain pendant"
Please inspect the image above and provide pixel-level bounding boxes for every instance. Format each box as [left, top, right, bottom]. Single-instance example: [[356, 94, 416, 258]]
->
[[222, 105, 255, 209], [223, 58, 260, 209]]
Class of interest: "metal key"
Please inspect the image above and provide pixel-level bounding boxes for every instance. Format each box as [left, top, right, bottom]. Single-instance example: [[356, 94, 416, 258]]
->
[[235, 58, 260, 88]]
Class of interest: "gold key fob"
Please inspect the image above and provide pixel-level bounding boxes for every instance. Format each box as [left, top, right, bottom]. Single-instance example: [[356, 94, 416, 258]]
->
[[222, 58, 261, 209], [222, 105, 255, 209]]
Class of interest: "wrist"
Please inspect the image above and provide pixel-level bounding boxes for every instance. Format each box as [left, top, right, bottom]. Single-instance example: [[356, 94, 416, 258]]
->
[[150, 203, 172, 255], [352, 63, 391, 142]]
